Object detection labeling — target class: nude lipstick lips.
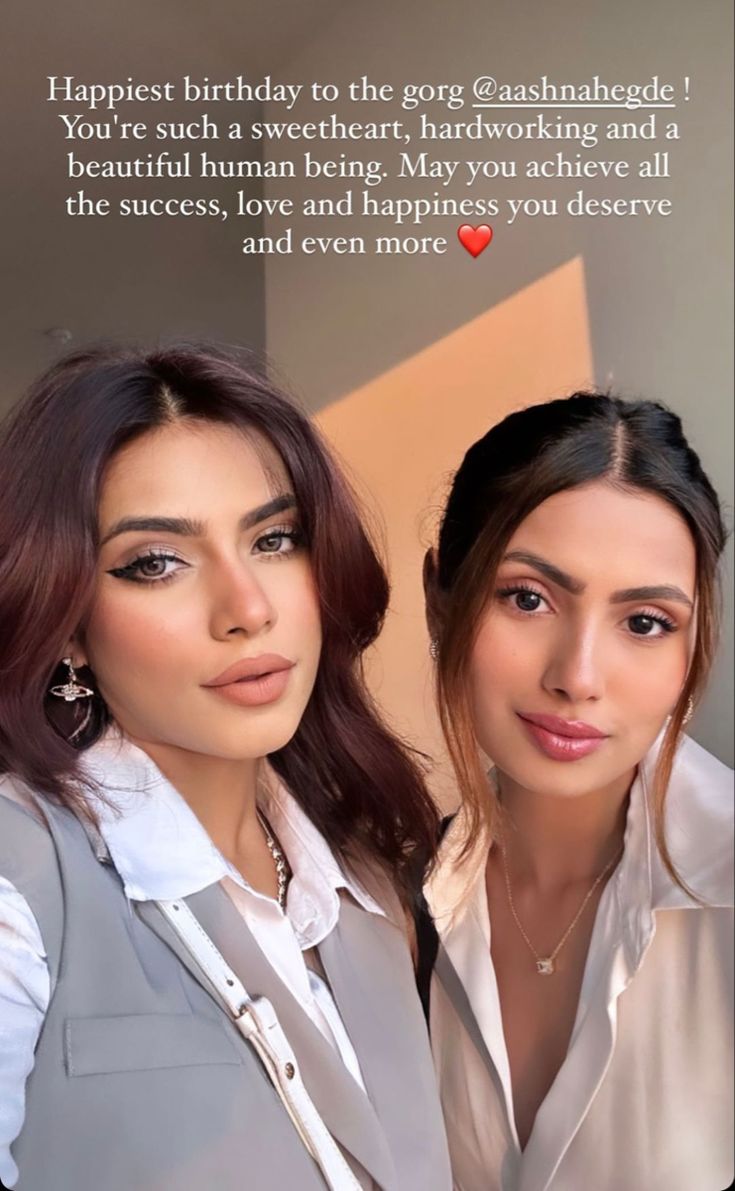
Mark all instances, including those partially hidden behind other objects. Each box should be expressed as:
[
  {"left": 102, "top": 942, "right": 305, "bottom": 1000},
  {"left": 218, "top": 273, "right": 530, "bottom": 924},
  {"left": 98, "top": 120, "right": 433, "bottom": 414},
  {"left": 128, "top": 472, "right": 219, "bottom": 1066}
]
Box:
[
  {"left": 202, "top": 654, "right": 295, "bottom": 708},
  {"left": 516, "top": 712, "right": 609, "bottom": 761}
]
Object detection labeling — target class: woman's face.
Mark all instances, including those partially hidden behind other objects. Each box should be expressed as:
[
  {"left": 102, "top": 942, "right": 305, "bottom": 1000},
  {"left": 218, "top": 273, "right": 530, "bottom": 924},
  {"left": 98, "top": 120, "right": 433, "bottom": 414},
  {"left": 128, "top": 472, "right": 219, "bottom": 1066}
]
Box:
[
  {"left": 77, "top": 420, "right": 322, "bottom": 761},
  {"left": 467, "top": 480, "right": 697, "bottom": 799}
]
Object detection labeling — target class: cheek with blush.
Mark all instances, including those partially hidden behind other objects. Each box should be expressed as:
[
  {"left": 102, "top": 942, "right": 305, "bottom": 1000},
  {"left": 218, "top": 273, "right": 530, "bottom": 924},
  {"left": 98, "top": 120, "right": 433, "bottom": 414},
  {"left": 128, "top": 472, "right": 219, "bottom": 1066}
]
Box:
[
  {"left": 81, "top": 587, "right": 204, "bottom": 710},
  {"left": 611, "top": 636, "right": 690, "bottom": 747},
  {"left": 467, "top": 611, "right": 539, "bottom": 756}
]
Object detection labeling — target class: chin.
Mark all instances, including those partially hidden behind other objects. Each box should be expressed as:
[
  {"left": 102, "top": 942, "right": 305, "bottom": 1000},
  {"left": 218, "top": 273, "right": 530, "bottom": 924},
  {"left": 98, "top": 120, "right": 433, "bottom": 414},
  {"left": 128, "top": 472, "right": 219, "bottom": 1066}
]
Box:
[
  {"left": 504, "top": 744, "right": 636, "bottom": 802},
  {"left": 120, "top": 705, "right": 307, "bottom": 764},
  {"left": 200, "top": 716, "right": 306, "bottom": 761}
]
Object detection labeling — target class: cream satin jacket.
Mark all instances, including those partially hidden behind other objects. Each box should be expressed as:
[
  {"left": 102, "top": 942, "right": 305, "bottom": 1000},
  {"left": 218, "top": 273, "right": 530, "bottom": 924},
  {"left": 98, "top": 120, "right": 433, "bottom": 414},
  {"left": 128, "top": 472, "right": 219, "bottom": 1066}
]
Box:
[{"left": 426, "top": 734, "right": 734, "bottom": 1191}]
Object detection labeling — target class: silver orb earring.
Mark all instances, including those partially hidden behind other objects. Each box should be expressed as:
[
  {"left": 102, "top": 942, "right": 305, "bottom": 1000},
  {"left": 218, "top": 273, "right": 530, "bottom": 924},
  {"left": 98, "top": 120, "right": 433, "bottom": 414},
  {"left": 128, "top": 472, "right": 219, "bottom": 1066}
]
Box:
[
  {"left": 429, "top": 638, "right": 440, "bottom": 661},
  {"left": 50, "top": 657, "right": 95, "bottom": 702}
]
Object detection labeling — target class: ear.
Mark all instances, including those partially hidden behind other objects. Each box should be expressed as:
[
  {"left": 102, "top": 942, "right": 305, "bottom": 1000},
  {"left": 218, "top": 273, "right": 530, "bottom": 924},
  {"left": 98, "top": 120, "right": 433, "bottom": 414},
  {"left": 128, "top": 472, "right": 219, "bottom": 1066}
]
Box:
[{"left": 423, "top": 547, "right": 448, "bottom": 641}]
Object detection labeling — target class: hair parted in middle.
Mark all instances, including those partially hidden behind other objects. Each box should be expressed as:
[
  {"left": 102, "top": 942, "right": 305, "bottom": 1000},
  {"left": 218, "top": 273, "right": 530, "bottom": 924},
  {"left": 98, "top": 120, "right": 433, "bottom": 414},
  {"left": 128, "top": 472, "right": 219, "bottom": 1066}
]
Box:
[
  {"left": 0, "top": 342, "right": 441, "bottom": 905},
  {"left": 430, "top": 391, "right": 727, "bottom": 894}
]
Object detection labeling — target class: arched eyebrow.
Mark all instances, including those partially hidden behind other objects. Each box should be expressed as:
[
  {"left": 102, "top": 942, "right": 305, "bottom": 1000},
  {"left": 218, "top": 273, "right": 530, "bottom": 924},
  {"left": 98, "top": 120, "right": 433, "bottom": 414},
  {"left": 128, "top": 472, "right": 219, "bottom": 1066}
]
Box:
[
  {"left": 610, "top": 584, "right": 693, "bottom": 609},
  {"left": 502, "top": 550, "right": 693, "bottom": 607},
  {"left": 503, "top": 550, "right": 584, "bottom": 594},
  {"left": 100, "top": 493, "right": 297, "bottom": 546}
]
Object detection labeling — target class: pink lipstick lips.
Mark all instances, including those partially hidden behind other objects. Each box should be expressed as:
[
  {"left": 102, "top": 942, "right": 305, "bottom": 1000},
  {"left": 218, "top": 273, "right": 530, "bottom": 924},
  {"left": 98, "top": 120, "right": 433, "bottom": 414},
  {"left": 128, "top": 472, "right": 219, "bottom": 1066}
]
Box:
[
  {"left": 517, "top": 711, "right": 609, "bottom": 761},
  {"left": 202, "top": 654, "right": 295, "bottom": 708}
]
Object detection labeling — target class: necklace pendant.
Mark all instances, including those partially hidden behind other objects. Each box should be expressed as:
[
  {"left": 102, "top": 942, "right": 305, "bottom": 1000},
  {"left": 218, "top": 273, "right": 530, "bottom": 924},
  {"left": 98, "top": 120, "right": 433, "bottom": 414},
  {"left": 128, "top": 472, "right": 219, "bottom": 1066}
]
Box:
[{"left": 536, "top": 957, "right": 555, "bottom": 975}]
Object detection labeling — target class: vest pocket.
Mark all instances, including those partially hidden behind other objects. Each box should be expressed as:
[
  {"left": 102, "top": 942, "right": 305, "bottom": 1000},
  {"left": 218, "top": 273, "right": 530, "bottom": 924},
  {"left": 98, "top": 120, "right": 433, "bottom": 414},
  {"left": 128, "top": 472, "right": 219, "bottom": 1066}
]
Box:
[{"left": 65, "top": 1012, "right": 242, "bottom": 1076}]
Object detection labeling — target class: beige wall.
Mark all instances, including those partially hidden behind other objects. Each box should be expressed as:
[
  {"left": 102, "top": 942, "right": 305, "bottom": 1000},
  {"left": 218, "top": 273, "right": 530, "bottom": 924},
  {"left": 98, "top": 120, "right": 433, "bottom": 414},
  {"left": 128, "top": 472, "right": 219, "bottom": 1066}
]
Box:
[
  {"left": 317, "top": 258, "right": 593, "bottom": 802},
  {"left": 267, "top": 0, "right": 733, "bottom": 765}
]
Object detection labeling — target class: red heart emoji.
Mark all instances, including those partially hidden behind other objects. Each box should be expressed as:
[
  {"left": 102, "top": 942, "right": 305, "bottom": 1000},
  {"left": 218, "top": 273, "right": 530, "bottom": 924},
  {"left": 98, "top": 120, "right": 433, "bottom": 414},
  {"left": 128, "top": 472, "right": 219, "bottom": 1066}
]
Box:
[{"left": 457, "top": 224, "right": 493, "bottom": 257}]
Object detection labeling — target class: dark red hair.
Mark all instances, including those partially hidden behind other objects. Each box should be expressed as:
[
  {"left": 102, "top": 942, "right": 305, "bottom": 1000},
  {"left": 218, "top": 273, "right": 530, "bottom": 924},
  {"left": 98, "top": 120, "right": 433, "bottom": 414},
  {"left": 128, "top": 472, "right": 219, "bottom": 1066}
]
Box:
[{"left": 0, "top": 344, "right": 439, "bottom": 904}]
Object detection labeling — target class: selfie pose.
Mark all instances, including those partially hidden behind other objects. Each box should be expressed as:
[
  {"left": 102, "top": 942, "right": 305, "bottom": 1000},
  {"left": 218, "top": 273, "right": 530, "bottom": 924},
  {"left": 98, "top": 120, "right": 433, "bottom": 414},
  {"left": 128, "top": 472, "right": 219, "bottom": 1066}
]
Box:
[
  {"left": 0, "top": 346, "right": 451, "bottom": 1191},
  {"left": 424, "top": 394, "right": 733, "bottom": 1191}
]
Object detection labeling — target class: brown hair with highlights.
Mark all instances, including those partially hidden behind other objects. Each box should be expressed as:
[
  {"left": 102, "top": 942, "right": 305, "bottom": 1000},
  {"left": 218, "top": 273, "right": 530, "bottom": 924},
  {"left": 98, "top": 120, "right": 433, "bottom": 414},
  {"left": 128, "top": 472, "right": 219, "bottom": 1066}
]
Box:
[{"left": 429, "top": 393, "right": 727, "bottom": 897}]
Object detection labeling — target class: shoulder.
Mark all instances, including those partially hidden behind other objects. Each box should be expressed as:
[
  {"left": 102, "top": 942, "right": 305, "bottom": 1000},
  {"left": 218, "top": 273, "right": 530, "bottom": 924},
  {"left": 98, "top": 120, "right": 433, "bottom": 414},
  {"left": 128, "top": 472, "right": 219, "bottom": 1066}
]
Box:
[
  {"left": 0, "top": 774, "right": 66, "bottom": 982},
  {"left": 0, "top": 773, "right": 54, "bottom": 860},
  {"left": 0, "top": 770, "right": 47, "bottom": 817},
  {"left": 424, "top": 808, "right": 489, "bottom": 937},
  {"left": 649, "top": 733, "right": 734, "bottom": 908},
  {"left": 342, "top": 849, "right": 406, "bottom": 925}
]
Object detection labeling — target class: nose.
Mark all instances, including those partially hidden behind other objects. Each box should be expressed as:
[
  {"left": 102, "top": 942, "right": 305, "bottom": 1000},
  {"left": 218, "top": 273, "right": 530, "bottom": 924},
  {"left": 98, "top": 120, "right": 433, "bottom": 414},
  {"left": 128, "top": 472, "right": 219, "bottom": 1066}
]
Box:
[
  {"left": 208, "top": 559, "right": 276, "bottom": 640},
  {"left": 540, "top": 618, "right": 605, "bottom": 706}
]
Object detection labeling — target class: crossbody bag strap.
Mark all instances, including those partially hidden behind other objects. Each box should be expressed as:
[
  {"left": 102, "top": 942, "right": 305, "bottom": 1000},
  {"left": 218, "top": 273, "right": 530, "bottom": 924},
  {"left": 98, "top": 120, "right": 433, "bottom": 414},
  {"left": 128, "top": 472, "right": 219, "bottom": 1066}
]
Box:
[{"left": 157, "top": 898, "right": 363, "bottom": 1191}]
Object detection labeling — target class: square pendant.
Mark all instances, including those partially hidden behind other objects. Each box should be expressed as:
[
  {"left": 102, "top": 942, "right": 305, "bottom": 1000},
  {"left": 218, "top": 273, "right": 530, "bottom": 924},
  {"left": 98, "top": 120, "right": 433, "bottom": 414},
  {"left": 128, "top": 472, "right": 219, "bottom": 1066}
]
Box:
[{"left": 536, "top": 957, "right": 555, "bottom": 975}]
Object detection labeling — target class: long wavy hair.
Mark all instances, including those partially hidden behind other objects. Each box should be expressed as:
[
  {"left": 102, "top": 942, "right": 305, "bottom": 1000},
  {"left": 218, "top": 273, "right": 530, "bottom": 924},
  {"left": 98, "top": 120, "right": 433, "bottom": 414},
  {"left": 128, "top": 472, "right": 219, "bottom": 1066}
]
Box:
[
  {"left": 431, "top": 392, "right": 727, "bottom": 896},
  {"left": 0, "top": 343, "right": 440, "bottom": 905}
]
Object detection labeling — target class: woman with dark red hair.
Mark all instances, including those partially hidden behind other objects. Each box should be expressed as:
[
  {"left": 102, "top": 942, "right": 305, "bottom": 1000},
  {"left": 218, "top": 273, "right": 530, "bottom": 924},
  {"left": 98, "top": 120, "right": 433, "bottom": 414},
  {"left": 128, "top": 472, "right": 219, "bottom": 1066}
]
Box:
[{"left": 0, "top": 345, "right": 451, "bottom": 1191}]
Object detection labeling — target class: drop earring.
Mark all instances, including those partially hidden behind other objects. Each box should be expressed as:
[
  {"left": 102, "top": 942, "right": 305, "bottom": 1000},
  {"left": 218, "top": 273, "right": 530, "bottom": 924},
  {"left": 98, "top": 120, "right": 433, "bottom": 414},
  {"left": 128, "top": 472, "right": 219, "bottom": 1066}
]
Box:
[
  {"left": 429, "top": 638, "right": 440, "bottom": 660},
  {"left": 682, "top": 696, "right": 695, "bottom": 726},
  {"left": 49, "top": 658, "right": 94, "bottom": 702}
]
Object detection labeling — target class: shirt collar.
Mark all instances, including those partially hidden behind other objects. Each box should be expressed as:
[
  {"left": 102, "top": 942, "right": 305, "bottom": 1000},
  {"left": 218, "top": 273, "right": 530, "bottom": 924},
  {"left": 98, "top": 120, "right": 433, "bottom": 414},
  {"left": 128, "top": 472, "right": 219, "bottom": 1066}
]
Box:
[
  {"left": 427, "top": 731, "right": 734, "bottom": 962},
  {"left": 77, "top": 730, "right": 385, "bottom": 931}
]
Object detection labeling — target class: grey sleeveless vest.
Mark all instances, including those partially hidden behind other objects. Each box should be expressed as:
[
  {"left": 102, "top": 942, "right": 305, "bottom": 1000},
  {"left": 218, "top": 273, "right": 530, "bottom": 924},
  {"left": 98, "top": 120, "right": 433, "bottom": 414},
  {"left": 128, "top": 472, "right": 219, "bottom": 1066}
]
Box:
[{"left": 0, "top": 789, "right": 452, "bottom": 1191}]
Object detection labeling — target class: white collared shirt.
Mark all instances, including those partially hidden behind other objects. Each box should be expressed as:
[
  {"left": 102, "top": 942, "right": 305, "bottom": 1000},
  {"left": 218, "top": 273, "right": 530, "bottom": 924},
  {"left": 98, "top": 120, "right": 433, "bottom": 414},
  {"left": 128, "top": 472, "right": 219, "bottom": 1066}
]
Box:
[
  {"left": 0, "top": 731, "right": 385, "bottom": 1190},
  {"left": 426, "top": 734, "right": 734, "bottom": 1191}
]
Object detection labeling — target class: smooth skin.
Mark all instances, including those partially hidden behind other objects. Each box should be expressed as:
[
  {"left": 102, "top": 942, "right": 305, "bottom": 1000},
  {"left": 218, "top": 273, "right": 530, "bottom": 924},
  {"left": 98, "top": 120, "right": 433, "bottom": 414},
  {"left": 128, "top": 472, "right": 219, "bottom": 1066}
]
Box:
[
  {"left": 69, "top": 419, "right": 322, "bottom": 896},
  {"left": 430, "top": 479, "right": 696, "bottom": 1148}
]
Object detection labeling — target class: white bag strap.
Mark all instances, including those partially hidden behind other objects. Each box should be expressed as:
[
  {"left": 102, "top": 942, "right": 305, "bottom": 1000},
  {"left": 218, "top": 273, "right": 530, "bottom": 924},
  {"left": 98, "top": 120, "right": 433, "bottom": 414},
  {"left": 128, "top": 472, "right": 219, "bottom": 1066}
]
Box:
[{"left": 157, "top": 898, "right": 363, "bottom": 1191}]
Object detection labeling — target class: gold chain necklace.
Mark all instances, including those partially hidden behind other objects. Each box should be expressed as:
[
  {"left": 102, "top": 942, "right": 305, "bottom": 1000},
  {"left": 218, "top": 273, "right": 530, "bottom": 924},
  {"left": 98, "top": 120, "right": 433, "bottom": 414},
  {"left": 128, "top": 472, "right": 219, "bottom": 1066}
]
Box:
[
  {"left": 498, "top": 835, "right": 623, "bottom": 976},
  {"left": 256, "top": 809, "right": 291, "bottom": 911}
]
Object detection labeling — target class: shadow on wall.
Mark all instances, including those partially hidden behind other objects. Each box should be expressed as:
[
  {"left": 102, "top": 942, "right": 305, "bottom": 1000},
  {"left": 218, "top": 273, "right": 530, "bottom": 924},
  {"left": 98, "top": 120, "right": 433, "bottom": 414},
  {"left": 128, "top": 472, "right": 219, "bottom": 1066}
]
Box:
[{"left": 316, "top": 255, "right": 593, "bottom": 807}]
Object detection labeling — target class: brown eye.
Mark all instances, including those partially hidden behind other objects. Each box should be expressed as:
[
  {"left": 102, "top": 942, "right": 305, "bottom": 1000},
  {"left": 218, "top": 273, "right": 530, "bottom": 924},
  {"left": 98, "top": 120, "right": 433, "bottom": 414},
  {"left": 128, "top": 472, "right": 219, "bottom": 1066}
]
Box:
[
  {"left": 138, "top": 556, "right": 168, "bottom": 577},
  {"left": 627, "top": 613, "right": 676, "bottom": 638},
  {"left": 496, "top": 584, "right": 550, "bottom": 614},
  {"left": 258, "top": 534, "right": 287, "bottom": 553},
  {"left": 630, "top": 615, "right": 655, "bottom": 635},
  {"left": 108, "top": 551, "right": 186, "bottom": 584},
  {"left": 515, "top": 590, "right": 542, "bottom": 612},
  {"left": 254, "top": 527, "right": 302, "bottom": 556}
]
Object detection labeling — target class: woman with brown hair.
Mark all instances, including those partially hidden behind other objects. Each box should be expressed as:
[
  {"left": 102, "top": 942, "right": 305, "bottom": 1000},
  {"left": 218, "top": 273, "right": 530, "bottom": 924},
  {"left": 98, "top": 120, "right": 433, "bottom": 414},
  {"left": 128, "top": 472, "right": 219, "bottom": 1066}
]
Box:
[
  {"left": 423, "top": 393, "right": 733, "bottom": 1190},
  {"left": 0, "top": 344, "right": 451, "bottom": 1191}
]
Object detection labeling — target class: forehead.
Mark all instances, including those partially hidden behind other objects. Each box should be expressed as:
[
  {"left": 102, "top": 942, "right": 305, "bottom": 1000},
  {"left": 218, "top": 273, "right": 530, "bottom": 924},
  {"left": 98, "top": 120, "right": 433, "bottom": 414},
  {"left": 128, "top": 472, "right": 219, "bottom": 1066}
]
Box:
[
  {"left": 505, "top": 481, "right": 696, "bottom": 594},
  {"left": 98, "top": 421, "right": 290, "bottom": 526}
]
